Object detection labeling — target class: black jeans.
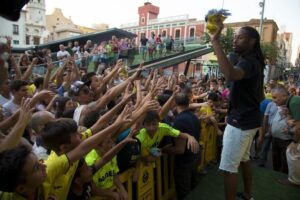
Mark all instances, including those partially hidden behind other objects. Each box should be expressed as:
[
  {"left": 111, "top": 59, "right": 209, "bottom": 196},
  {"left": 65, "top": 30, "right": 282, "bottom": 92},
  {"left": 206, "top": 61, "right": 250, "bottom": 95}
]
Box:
[
  {"left": 174, "top": 160, "right": 198, "bottom": 200},
  {"left": 272, "top": 137, "right": 291, "bottom": 174}
]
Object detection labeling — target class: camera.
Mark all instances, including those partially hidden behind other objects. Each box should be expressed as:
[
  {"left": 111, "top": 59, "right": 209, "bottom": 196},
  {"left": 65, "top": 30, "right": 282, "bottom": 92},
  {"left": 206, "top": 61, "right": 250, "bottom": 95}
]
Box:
[{"left": 27, "top": 47, "right": 46, "bottom": 65}]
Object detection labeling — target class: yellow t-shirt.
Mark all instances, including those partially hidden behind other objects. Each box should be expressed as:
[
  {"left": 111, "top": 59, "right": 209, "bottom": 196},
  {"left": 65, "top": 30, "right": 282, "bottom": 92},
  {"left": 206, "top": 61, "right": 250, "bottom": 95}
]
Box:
[
  {"left": 43, "top": 129, "right": 92, "bottom": 200},
  {"left": 85, "top": 150, "right": 119, "bottom": 189},
  {"left": 199, "top": 105, "right": 212, "bottom": 116},
  {"left": 265, "top": 92, "right": 272, "bottom": 100},
  {"left": 199, "top": 105, "right": 213, "bottom": 127},
  {"left": 136, "top": 122, "right": 180, "bottom": 156},
  {"left": 0, "top": 187, "right": 44, "bottom": 200}
]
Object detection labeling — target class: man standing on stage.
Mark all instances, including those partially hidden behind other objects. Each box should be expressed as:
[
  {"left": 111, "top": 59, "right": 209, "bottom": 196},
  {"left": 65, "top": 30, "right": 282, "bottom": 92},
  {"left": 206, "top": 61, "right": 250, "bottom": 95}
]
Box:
[{"left": 210, "top": 18, "right": 264, "bottom": 200}]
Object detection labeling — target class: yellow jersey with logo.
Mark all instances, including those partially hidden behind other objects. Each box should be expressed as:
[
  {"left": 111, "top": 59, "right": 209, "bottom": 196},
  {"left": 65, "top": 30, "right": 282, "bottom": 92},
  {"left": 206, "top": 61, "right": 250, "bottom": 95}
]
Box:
[
  {"left": 136, "top": 122, "right": 180, "bottom": 156},
  {"left": 85, "top": 150, "right": 119, "bottom": 189},
  {"left": 43, "top": 129, "right": 92, "bottom": 200}
]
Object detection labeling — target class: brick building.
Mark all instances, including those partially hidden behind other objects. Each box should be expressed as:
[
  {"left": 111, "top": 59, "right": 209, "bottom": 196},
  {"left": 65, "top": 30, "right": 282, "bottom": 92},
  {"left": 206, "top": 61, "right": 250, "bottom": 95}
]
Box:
[{"left": 120, "top": 2, "right": 205, "bottom": 42}]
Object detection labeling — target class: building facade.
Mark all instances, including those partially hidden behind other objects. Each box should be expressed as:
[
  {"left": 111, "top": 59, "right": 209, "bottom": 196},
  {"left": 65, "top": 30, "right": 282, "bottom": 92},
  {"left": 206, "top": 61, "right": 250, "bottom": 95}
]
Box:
[
  {"left": 277, "top": 32, "right": 293, "bottom": 67},
  {"left": 45, "top": 8, "right": 82, "bottom": 42},
  {"left": 45, "top": 8, "right": 108, "bottom": 42},
  {"left": 224, "top": 19, "right": 279, "bottom": 43},
  {"left": 295, "top": 45, "right": 300, "bottom": 67},
  {"left": 0, "top": 11, "right": 27, "bottom": 46},
  {"left": 25, "top": 0, "right": 47, "bottom": 45},
  {"left": 0, "top": 0, "right": 46, "bottom": 47},
  {"left": 120, "top": 2, "right": 205, "bottom": 43}
]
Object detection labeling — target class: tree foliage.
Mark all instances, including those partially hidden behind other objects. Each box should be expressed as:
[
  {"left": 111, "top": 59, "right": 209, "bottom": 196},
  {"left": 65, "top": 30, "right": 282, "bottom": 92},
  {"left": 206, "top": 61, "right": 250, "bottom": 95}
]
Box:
[
  {"left": 261, "top": 42, "right": 279, "bottom": 65},
  {"left": 219, "top": 27, "right": 234, "bottom": 55},
  {"left": 203, "top": 27, "right": 234, "bottom": 55}
]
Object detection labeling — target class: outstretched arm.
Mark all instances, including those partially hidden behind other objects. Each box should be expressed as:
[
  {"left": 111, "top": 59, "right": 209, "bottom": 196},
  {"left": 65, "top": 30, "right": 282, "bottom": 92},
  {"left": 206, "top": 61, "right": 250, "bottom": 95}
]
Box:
[
  {"left": 0, "top": 99, "right": 33, "bottom": 152},
  {"left": 93, "top": 130, "right": 136, "bottom": 171},
  {"left": 210, "top": 17, "right": 245, "bottom": 81},
  {"left": 66, "top": 105, "right": 132, "bottom": 164}
]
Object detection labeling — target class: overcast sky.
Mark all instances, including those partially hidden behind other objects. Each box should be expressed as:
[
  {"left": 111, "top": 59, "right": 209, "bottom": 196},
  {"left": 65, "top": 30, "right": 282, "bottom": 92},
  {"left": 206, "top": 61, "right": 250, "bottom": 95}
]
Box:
[{"left": 45, "top": 0, "right": 300, "bottom": 64}]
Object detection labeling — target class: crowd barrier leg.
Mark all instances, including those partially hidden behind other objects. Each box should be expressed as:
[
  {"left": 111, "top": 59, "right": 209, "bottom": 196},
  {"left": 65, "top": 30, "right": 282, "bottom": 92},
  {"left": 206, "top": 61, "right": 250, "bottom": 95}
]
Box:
[
  {"left": 205, "top": 125, "right": 217, "bottom": 163},
  {"left": 136, "top": 162, "right": 155, "bottom": 200},
  {"left": 155, "top": 155, "right": 176, "bottom": 200},
  {"left": 119, "top": 168, "right": 134, "bottom": 200},
  {"left": 198, "top": 124, "right": 218, "bottom": 172}
]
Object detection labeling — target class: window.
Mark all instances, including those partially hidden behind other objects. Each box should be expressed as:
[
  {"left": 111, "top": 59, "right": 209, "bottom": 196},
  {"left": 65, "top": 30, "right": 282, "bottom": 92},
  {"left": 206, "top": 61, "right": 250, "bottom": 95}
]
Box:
[
  {"left": 175, "top": 29, "right": 181, "bottom": 39},
  {"left": 189, "top": 28, "right": 195, "bottom": 38},
  {"left": 162, "top": 30, "right": 167, "bottom": 37},
  {"left": 13, "top": 40, "right": 19, "bottom": 45},
  {"left": 141, "top": 17, "right": 145, "bottom": 24},
  {"left": 13, "top": 24, "right": 19, "bottom": 35},
  {"left": 26, "top": 36, "right": 30, "bottom": 45},
  {"left": 33, "top": 37, "right": 40, "bottom": 45}
]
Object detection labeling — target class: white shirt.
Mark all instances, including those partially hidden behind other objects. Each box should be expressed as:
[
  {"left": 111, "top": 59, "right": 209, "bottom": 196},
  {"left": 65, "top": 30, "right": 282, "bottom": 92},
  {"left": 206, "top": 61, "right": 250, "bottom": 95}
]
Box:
[
  {"left": 33, "top": 142, "right": 49, "bottom": 161},
  {"left": 72, "top": 46, "right": 80, "bottom": 54},
  {"left": 0, "top": 94, "right": 12, "bottom": 106},
  {"left": 57, "top": 50, "right": 70, "bottom": 60},
  {"left": 3, "top": 100, "right": 19, "bottom": 117}
]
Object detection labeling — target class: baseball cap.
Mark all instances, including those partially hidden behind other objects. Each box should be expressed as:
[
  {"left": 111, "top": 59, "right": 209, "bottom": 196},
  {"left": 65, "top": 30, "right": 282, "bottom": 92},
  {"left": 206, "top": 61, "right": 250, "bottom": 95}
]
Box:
[{"left": 69, "top": 81, "right": 89, "bottom": 97}]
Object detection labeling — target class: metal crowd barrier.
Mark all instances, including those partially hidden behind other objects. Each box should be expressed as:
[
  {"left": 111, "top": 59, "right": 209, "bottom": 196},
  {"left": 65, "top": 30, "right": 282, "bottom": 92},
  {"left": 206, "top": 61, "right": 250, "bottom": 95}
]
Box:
[{"left": 115, "top": 124, "right": 218, "bottom": 200}]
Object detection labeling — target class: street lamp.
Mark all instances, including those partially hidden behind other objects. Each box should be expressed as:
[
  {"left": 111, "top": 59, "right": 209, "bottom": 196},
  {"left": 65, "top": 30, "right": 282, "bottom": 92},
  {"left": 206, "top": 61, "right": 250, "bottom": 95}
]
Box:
[{"left": 259, "top": 0, "right": 266, "bottom": 38}]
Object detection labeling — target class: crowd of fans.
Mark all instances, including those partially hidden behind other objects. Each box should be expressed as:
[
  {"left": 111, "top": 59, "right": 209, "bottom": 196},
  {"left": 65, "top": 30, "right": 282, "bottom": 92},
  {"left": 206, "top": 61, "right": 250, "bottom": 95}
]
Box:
[
  {"left": 0, "top": 33, "right": 299, "bottom": 200},
  {"left": 12, "top": 33, "right": 184, "bottom": 81}
]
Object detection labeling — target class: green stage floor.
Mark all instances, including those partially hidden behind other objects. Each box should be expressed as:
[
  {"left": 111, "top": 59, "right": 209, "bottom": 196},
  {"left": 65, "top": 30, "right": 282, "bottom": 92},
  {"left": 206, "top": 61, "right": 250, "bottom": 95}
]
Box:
[{"left": 185, "top": 165, "right": 300, "bottom": 200}]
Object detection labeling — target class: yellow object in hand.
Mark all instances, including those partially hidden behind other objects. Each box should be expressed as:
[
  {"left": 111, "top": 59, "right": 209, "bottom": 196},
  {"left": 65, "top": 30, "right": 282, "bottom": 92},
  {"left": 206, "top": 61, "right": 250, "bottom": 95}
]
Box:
[{"left": 205, "top": 9, "right": 231, "bottom": 34}]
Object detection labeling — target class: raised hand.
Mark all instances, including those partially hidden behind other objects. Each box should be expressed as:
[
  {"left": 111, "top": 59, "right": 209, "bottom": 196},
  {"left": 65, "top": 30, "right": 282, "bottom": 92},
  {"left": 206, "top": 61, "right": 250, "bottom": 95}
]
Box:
[
  {"left": 131, "top": 62, "right": 144, "bottom": 80},
  {"left": 124, "top": 83, "right": 133, "bottom": 98},
  {"left": 18, "top": 98, "right": 34, "bottom": 126},
  {"left": 143, "top": 100, "right": 160, "bottom": 112},
  {"left": 32, "top": 57, "right": 39, "bottom": 66},
  {"left": 124, "top": 128, "right": 138, "bottom": 143},
  {"left": 174, "top": 85, "right": 181, "bottom": 95},
  {"left": 46, "top": 58, "right": 53, "bottom": 71},
  {"left": 115, "top": 105, "right": 132, "bottom": 125},
  {"left": 115, "top": 59, "right": 124, "bottom": 69},
  {"left": 209, "top": 15, "right": 224, "bottom": 43},
  {"left": 33, "top": 90, "right": 55, "bottom": 102}
]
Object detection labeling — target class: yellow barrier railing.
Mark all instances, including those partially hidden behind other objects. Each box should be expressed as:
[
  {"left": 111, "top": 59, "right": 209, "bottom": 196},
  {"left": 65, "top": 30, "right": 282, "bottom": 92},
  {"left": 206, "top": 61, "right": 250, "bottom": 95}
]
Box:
[{"left": 117, "top": 124, "right": 217, "bottom": 200}]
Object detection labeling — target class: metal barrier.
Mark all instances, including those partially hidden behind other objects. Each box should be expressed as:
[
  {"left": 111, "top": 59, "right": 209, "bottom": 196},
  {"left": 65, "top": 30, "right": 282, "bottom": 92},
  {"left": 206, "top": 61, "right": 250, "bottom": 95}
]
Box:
[{"left": 115, "top": 124, "right": 218, "bottom": 200}]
